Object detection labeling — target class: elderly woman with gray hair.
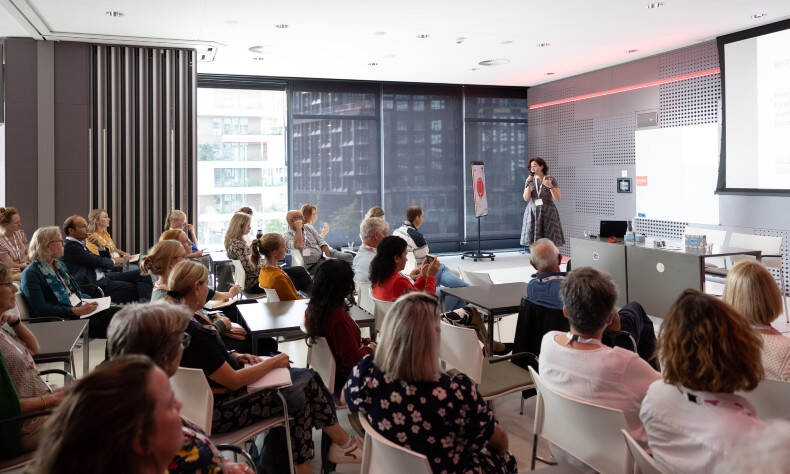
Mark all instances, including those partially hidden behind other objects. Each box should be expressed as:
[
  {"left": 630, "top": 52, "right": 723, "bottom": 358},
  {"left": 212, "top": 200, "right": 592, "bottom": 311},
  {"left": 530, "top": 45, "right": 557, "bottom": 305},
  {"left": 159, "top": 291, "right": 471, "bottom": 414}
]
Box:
[
  {"left": 344, "top": 292, "right": 518, "bottom": 473},
  {"left": 107, "top": 302, "right": 254, "bottom": 474},
  {"left": 19, "top": 226, "right": 119, "bottom": 338}
]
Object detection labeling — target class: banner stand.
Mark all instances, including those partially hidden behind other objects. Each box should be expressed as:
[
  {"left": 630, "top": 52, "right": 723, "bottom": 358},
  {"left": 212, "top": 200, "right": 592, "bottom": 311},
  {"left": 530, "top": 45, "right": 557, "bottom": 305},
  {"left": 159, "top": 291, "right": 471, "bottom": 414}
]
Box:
[{"left": 462, "top": 161, "right": 495, "bottom": 262}]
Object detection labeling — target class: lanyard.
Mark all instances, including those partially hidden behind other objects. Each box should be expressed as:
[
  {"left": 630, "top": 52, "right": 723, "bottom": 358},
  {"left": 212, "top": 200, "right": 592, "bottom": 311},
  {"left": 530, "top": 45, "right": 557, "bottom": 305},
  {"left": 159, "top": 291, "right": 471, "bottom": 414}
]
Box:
[
  {"left": 52, "top": 266, "right": 76, "bottom": 296},
  {"left": 565, "top": 332, "right": 602, "bottom": 346},
  {"left": 1, "top": 233, "right": 22, "bottom": 262}
]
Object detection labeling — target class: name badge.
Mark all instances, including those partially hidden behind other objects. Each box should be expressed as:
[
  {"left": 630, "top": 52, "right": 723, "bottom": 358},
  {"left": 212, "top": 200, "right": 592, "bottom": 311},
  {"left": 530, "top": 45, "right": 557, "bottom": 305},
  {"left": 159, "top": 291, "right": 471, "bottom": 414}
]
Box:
[
  {"left": 69, "top": 293, "right": 81, "bottom": 306},
  {"left": 535, "top": 199, "right": 544, "bottom": 206}
]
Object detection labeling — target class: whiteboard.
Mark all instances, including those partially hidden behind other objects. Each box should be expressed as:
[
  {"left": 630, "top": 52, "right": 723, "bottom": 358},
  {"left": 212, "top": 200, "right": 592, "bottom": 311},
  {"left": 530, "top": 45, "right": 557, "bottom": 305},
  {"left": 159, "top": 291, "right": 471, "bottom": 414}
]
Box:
[{"left": 634, "top": 123, "right": 720, "bottom": 225}]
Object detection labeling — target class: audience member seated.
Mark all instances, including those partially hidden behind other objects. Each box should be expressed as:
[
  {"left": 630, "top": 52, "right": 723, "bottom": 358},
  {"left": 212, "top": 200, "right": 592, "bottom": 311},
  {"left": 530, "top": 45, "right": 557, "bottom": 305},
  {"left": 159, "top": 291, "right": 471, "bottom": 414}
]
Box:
[
  {"left": 224, "top": 211, "right": 264, "bottom": 295},
  {"left": 393, "top": 205, "right": 469, "bottom": 307},
  {"left": 161, "top": 228, "right": 203, "bottom": 259},
  {"left": 305, "top": 260, "right": 375, "bottom": 394},
  {"left": 284, "top": 209, "right": 352, "bottom": 275},
  {"left": 0, "top": 263, "right": 65, "bottom": 454},
  {"left": 106, "top": 302, "right": 253, "bottom": 474},
  {"left": 61, "top": 215, "right": 153, "bottom": 303},
  {"left": 0, "top": 207, "right": 31, "bottom": 280},
  {"left": 253, "top": 233, "right": 303, "bottom": 301},
  {"left": 364, "top": 205, "right": 384, "bottom": 220},
  {"left": 165, "top": 260, "right": 362, "bottom": 471},
  {"left": 165, "top": 210, "right": 203, "bottom": 258},
  {"left": 85, "top": 209, "right": 133, "bottom": 260},
  {"left": 640, "top": 289, "right": 764, "bottom": 473},
  {"left": 301, "top": 204, "right": 331, "bottom": 239},
  {"left": 370, "top": 235, "right": 438, "bottom": 301},
  {"left": 514, "top": 239, "right": 658, "bottom": 369},
  {"left": 352, "top": 216, "right": 388, "bottom": 284},
  {"left": 538, "top": 266, "right": 660, "bottom": 453},
  {"left": 28, "top": 355, "right": 183, "bottom": 474},
  {"left": 165, "top": 260, "right": 275, "bottom": 355},
  {"left": 20, "top": 227, "right": 119, "bottom": 338},
  {"left": 344, "top": 292, "right": 518, "bottom": 473},
  {"left": 723, "top": 260, "right": 790, "bottom": 381}
]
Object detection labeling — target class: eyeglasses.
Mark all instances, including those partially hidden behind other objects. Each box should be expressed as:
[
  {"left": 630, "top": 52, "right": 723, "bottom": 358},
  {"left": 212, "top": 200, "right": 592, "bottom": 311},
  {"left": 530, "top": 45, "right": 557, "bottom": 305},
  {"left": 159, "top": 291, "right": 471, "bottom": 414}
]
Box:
[
  {"left": 181, "top": 332, "right": 191, "bottom": 349},
  {"left": 0, "top": 282, "right": 15, "bottom": 289}
]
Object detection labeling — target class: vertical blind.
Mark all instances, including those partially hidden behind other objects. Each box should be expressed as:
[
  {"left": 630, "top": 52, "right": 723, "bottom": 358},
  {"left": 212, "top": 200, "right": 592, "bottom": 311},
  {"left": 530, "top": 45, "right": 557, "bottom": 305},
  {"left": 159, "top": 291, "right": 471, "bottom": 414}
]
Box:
[{"left": 90, "top": 45, "right": 197, "bottom": 253}]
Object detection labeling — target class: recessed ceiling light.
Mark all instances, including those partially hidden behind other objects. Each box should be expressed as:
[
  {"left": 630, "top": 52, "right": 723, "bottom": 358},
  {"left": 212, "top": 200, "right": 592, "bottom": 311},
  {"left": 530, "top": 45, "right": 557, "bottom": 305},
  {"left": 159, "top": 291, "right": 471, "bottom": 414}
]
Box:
[
  {"left": 470, "top": 68, "right": 479, "bottom": 71},
  {"left": 373, "top": 31, "right": 387, "bottom": 36},
  {"left": 500, "top": 40, "right": 513, "bottom": 45},
  {"left": 478, "top": 58, "right": 510, "bottom": 66},
  {"left": 252, "top": 56, "right": 264, "bottom": 61},
  {"left": 626, "top": 49, "right": 639, "bottom": 54},
  {"left": 646, "top": 2, "right": 664, "bottom": 8},
  {"left": 537, "top": 42, "right": 551, "bottom": 48},
  {"left": 105, "top": 10, "right": 124, "bottom": 17},
  {"left": 368, "top": 62, "right": 379, "bottom": 66},
  {"left": 752, "top": 12, "right": 767, "bottom": 19},
  {"left": 381, "top": 54, "right": 396, "bottom": 59},
  {"left": 416, "top": 34, "right": 430, "bottom": 39},
  {"left": 224, "top": 19, "right": 238, "bottom": 25},
  {"left": 456, "top": 37, "right": 467, "bottom": 44},
  {"left": 248, "top": 46, "right": 264, "bottom": 54},
  {"left": 545, "top": 72, "right": 555, "bottom": 76},
  {"left": 275, "top": 24, "right": 289, "bottom": 29}
]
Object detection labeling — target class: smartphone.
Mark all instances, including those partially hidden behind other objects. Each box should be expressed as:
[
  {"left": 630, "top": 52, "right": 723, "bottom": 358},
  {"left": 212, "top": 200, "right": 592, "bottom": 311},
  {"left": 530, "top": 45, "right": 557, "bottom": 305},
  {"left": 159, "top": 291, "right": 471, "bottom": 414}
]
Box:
[{"left": 425, "top": 255, "right": 435, "bottom": 263}]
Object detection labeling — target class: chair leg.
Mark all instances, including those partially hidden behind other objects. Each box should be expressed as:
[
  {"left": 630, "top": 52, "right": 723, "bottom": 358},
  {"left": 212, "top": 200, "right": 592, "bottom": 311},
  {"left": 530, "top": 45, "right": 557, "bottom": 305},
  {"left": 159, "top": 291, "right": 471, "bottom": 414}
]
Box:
[
  {"left": 520, "top": 396, "right": 525, "bottom": 416},
  {"left": 531, "top": 433, "right": 538, "bottom": 470},
  {"left": 276, "top": 391, "right": 295, "bottom": 474}
]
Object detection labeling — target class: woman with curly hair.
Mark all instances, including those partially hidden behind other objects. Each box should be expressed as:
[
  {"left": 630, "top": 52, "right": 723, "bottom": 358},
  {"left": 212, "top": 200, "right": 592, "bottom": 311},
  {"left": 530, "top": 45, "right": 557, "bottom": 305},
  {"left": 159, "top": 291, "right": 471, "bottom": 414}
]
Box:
[
  {"left": 305, "top": 259, "right": 375, "bottom": 394},
  {"left": 639, "top": 289, "right": 765, "bottom": 473}
]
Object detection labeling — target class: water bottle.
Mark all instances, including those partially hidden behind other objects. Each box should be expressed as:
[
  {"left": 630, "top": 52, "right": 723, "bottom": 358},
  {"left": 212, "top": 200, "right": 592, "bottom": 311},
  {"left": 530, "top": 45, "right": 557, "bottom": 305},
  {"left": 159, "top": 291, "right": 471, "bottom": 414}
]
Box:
[{"left": 256, "top": 229, "right": 263, "bottom": 240}]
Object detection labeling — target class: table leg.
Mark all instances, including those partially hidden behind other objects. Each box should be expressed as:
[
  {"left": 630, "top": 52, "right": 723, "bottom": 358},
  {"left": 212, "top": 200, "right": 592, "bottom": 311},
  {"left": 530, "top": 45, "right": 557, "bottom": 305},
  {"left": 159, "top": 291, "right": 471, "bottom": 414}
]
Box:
[
  {"left": 83, "top": 329, "right": 90, "bottom": 376},
  {"left": 440, "top": 290, "right": 446, "bottom": 313},
  {"left": 486, "top": 310, "right": 494, "bottom": 357}
]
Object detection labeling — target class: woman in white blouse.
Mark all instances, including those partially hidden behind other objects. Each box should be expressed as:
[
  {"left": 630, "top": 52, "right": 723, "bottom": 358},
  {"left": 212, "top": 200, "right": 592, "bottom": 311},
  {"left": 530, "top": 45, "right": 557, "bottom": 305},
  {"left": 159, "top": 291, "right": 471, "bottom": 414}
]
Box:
[
  {"left": 640, "top": 289, "right": 764, "bottom": 473},
  {"left": 723, "top": 260, "right": 790, "bottom": 381}
]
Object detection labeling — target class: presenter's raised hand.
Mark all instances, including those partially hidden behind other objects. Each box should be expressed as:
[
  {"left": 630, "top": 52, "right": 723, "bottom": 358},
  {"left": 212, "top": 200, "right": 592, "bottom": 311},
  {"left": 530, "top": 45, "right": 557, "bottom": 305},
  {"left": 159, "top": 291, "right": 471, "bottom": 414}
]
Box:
[
  {"left": 542, "top": 175, "right": 553, "bottom": 187},
  {"left": 526, "top": 174, "right": 534, "bottom": 184}
]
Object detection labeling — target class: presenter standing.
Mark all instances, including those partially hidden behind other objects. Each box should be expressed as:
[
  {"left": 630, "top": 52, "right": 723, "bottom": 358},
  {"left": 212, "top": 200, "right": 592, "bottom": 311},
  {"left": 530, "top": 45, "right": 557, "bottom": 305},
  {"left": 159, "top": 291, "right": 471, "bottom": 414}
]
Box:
[{"left": 520, "top": 157, "right": 565, "bottom": 250}]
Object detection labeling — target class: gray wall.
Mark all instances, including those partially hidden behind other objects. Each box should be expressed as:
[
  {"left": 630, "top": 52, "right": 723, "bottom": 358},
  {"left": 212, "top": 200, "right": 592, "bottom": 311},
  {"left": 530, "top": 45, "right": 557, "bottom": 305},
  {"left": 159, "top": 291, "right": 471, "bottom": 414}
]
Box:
[{"left": 528, "top": 40, "right": 790, "bottom": 291}]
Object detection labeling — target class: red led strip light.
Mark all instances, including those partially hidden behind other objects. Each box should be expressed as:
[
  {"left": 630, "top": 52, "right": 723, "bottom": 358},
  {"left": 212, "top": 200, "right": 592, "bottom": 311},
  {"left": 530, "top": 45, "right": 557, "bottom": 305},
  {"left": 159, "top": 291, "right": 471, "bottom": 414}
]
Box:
[{"left": 529, "top": 67, "right": 720, "bottom": 110}]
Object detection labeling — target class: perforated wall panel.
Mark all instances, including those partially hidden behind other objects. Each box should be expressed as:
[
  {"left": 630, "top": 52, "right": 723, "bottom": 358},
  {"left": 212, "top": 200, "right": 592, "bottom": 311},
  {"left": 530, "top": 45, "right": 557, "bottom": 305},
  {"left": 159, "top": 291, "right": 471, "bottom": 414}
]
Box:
[
  {"left": 659, "top": 42, "right": 720, "bottom": 128},
  {"left": 593, "top": 114, "right": 635, "bottom": 165}
]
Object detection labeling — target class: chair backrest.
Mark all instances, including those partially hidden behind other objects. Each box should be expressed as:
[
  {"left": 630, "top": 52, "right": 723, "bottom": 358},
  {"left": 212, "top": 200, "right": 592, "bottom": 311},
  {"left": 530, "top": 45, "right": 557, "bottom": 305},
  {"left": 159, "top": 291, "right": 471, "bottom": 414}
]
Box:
[
  {"left": 371, "top": 297, "right": 393, "bottom": 331},
  {"left": 290, "top": 248, "right": 305, "bottom": 267},
  {"left": 263, "top": 288, "right": 280, "bottom": 302},
  {"left": 459, "top": 269, "right": 494, "bottom": 286},
  {"left": 307, "top": 337, "right": 337, "bottom": 393},
  {"left": 737, "top": 379, "right": 790, "bottom": 420},
  {"left": 14, "top": 293, "right": 29, "bottom": 320},
  {"left": 438, "top": 321, "right": 484, "bottom": 384},
  {"left": 729, "top": 232, "right": 783, "bottom": 269},
  {"left": 170, "top": 367, "right": 214, "bottom": 434},
  {"left": 684, "top": 226, "right": 727, "bottom": 247},
  {"left": 529, "top": 366, "right": 632, "bottom": 474},
  {"left": 403, "top": 252, "right": 417, "bottom": 276},
  {"left": 621, "top": 429, "right": 669, "bottom": 474},
  {"left": 230, "top": 260, "right": 246, "bottom": 288},
  {"left": 359, "top": 413, "right": 432, "bottom": 474},
  {"left": 357, "top": 281, "right": 374, "bottom": 313}
]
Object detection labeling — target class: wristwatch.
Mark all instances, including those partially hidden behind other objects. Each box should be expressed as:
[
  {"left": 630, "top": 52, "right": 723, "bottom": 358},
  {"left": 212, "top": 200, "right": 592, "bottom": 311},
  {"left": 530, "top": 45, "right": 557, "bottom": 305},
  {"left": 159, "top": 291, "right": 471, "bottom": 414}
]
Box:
[{"left": 9, "top": 318, "right": 21, "bottom": 327}]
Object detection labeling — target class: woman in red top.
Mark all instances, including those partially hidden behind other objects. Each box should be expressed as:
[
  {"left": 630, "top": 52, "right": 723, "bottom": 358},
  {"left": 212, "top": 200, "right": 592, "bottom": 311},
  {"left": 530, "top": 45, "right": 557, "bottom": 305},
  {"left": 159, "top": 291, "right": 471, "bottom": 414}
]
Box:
[
  {"left": 305, "top": 259, "right": 376, "bottom": 394},
  {"left": 370, "top": 236, "right": 439, "bottom": 301}
]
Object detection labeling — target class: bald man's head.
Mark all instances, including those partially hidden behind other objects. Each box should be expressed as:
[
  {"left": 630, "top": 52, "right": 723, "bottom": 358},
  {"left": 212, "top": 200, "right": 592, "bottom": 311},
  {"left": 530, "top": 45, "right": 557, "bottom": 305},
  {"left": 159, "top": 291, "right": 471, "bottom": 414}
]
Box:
[{"left": 530, "top": 238, "right": 561, "bottom": 273}]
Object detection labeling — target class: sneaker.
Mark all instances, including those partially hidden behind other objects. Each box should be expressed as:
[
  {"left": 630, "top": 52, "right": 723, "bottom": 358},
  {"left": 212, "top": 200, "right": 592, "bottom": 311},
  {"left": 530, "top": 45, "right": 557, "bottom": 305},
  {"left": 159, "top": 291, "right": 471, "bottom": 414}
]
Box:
[{"left": 328, "top": 435, "right": 363, "bottom": 464}]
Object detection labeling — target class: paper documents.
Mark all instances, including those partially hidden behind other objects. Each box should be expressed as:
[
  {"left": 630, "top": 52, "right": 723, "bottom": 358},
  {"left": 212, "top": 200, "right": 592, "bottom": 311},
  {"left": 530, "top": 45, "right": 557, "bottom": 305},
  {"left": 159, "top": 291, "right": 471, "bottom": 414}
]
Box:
[
  {"left": 246, "top": 361, "right": 292, "bottom": 393},
  {"left": 79, "top": 297, "right": 112, "bottom": 318},
  {"left": 204, "top": 293, "right": 242, "bottom": 310}
]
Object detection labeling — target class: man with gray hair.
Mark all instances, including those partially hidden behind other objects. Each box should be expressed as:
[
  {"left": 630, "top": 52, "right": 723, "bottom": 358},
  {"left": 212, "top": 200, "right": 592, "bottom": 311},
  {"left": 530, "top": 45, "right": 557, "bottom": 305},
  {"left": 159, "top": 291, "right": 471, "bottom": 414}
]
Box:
[
  {"left": 527, "top": 238, "right": 565, "bottom": 309},
  {"left": 353, "top": 217, "right": 389, "bottom": 283}
]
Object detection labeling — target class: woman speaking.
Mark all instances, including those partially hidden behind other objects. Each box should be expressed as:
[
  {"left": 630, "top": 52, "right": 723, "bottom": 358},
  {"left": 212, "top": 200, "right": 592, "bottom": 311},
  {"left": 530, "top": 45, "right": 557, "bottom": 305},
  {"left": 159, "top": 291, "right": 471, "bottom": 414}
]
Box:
[{"left": 520, "top": 157, "right": 565, "bottom": 249}]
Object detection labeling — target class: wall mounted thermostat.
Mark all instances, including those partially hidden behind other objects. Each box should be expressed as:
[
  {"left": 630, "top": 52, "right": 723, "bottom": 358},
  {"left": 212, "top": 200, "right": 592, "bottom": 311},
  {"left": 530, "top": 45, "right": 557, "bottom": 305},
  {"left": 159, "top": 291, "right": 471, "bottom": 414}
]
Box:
[{"left": 617, "top": 178, "right": 632, "bottom": 193}]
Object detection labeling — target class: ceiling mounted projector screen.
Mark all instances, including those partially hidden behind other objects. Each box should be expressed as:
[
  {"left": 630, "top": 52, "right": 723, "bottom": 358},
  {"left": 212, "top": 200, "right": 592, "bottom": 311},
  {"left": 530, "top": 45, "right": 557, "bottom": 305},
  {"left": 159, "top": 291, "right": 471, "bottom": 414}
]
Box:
[{"left": 718, "top": 19, "right": 790, "bottom": 193}]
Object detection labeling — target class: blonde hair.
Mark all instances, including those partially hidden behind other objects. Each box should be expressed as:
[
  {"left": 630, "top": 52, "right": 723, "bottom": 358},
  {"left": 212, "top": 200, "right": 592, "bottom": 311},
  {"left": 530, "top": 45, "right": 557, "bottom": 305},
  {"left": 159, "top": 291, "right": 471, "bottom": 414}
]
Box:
[
  {"left": 723, "top": 260, "right": 784, "bottom": 326},
  {"left": 160, "top": 229, "right": 184, "bottom": 242},
  {"left": 29, "top": 226, "right": 62, "bottom": 262},
  {"left": 365, "top": 206, "right": 384, "bottom": 219},
  {"left": 165, "top": 210, "right": 186, "bottom": 229},
  {"left": 251, "top": 233, "right": 282, "bottom": 265},
  {"left": 301, "top": 204, "right": 317, "bottom": 223},
  {"left": 0, "top": 207, "right": 18, "bottom": 226},
  {"left": 165, "top": 260, "right": 208, "bottom": 304},
  {"left": 87, "top": 209, "right": 107, "bottom": 232},
  {"left": 373, "top": 292, "right": 441, "bottom": 382},
  {"left": 140, "top": 240, "right": 182, "bottom": 277},
  {"left": 224, "top": 212, "right": 252, "bottom": 249}
]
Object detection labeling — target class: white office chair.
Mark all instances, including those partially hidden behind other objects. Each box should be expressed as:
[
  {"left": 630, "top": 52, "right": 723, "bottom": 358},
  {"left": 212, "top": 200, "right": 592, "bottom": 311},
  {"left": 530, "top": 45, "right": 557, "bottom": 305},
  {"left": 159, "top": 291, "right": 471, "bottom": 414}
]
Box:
[
  {"left": 230, "top": 259, "right": 246, "bottom": 288},
  {"left": 359, "top": 414, "right": 432, "bottom": 474},
  {"left": 403, "top": 252, "right": 417, "bottom": 276},
  {"left": 529, "top": 366, "right": 632, "bottom": 473},
  {"left": 261, "top": 287, "right": 280, "bottom": 302},
  {"left": 621, "top": 429, "right": 669, "bottom": 474},
  {"left": 290, "top": 248, "right": 305, "bottom": 267},
  {"left": 438, "top": 321, "right": 534, "bottom": 414},
  {"left": 356, "top": 281, "right": 375, "bottom": 314},
  {"left": 371, "top": 297, "right": 394, "bottom": 332},
  {"left": 306, "top": 337, "right": 342, "bottom": 405},
  {"left": 729, "top": 232, "right": 787, "bottom": 322},
  {"left": 684, "top": 225, "right": 728, "bottom": 268},
  {"left": 170, "top": 367, "right": 294, "bottom": 473},
  {"left": 737, "top": 378, "right": 790, "bottom": 420},
  {"left": 14, "top": 292, "right": 30, "bottom": 320}
]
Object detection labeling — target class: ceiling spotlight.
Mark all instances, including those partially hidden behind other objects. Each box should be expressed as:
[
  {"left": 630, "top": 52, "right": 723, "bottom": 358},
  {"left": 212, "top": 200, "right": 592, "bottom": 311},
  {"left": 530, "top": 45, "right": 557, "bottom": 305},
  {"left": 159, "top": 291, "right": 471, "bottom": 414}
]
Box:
[
  {"left": 646, "top": 2, "right": 664, "bottom": 8},
  {"left": 373, "top": 31, "right": 387, "bottom": 36},
  {"left": 456, "top": 37, "right": 467, "bottom": 44},
  {"left": 248, "top": 46, "right": 264, "bottom": 54},
  {"left": 545, "top": 72, "right": 555, "bottom": 75},
  {"left": 416, "top": 33, "right": 430, "bottom": 39},
  {"left": 275, "top": 24, "right": 289, "bottom": 29},
  {"left": 500, "top": 40, "right": 513, "bottom": 45},
  {"left": 381, "top": 53, "right": 396, "bottom": 59},
  {"left": 470, "top": 68, "right": 479, "bottom": 71},
  {"left": 752, "top": 12, "right": 767, "bottom": 19},
  {"left": 224, "top": 19, "right": 238, "bottom": 25},
  {"left": 537, "top": 42, "right": 551, "bottom": 48},
  {"left": 626, "top": 49, "right": 639, "bottom": 54},
  {"left": 478, "top": 58, "right": 510, "bottom": 66},
  {"left": 368, "top": 62, "right": 379, "bottom": 66},
  {"left": 105, "top": 10, "right": 124, "bottom": 17}
]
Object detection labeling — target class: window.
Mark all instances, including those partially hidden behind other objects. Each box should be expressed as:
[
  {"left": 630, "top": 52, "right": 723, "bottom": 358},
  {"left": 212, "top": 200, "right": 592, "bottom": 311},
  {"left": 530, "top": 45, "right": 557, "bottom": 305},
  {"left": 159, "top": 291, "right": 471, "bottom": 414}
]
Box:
[{"left": 196, "top": 87, "right": 288, "bottom": 248}]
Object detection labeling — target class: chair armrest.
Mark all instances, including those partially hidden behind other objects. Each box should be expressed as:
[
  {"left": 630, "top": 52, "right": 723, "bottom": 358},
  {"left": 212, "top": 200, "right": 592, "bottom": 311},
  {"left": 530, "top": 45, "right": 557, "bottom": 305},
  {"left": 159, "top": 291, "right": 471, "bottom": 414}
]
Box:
[
  {"left": 39, "top": 368, "right": 75, "bottom": 385},
  {"left": 489, "top": 351, "right": 538, "bottom": 365},
  {"left": 0, "top": 410, "right": 53, "bottom": 425},
  {"left": 22, "top": 316, "right": 65, "bottom": 323},
  {"left": 215, "top": 444, "right": 255, "bottom": 468},
  {"left": 79, "top": 283, "right": 104, "bottom": 298}
]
